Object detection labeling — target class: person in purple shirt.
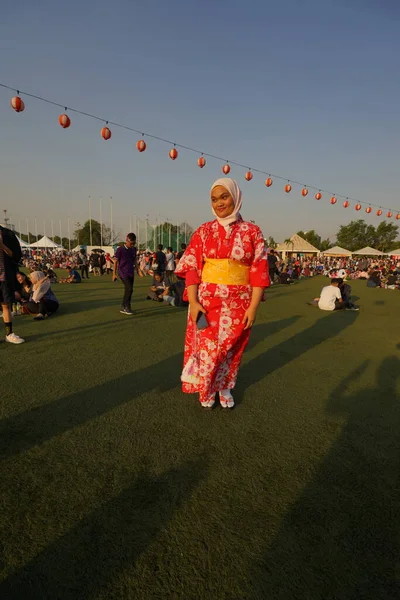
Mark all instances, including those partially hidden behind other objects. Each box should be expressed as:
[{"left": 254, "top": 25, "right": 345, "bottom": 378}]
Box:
[{"left": 113, "top": 233, "right": 137, "bottom": 315}]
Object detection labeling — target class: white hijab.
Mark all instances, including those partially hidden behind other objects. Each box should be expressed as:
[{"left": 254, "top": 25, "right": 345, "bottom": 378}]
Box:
[{"left": 210, "top": 178, "right": 242, "bottom": 228}]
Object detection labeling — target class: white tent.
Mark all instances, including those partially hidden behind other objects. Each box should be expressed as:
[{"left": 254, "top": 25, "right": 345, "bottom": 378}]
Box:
[
  {"left": 387, "top": 248, "right": 400, "bottom": 256},
  {"left": 322, "top": 245, "right": 352, "bottom": 257},
  {"left": 16, "top": 235, "right": 30, "bottom": 249},
  {"left": 29, "top": 235, "right": 62, "bottom": 249},
  {"left": 352, "top": 246, "right": 386, "bottom": 256},
  {"left": 276, "top": 234, "right": 319, "bottom": 256}
]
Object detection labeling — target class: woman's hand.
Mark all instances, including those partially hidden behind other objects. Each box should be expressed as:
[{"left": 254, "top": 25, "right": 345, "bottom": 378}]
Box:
[
  {"left": 242, "top": 306, "right": 257, "bottom": 330},
  {"left": 190, "top": 301, "right": 206, "bottom": 324}
]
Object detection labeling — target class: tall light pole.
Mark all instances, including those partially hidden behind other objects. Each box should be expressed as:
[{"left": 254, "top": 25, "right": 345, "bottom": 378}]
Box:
[
  {"left": 89, "top": 196, "right": 93, "bottom": 246},
  {"left": 26, "top": 217, "right": 30, "bottom": 245},
  {"left": 110, "top": 197, "right": 113, "bottom": 245}
]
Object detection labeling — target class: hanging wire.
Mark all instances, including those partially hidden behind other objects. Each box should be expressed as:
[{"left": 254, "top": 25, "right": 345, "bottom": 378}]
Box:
[{"left": 1, "top": 82, "right": 399, "bottom": 215}]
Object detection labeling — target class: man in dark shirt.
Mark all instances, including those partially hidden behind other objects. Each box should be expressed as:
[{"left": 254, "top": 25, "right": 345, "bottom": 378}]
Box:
[
  {"left": 154, "top": 244, "right": 166, "bottom": 274},
  {"left": 113, "top": 233, "right": 137, "bottom": 315},
  {"left": 267, "top": 249, "right": 279, "bottom": 284},
  {"left": 0, "top": 225, "right": 24, "bottom": 343}
]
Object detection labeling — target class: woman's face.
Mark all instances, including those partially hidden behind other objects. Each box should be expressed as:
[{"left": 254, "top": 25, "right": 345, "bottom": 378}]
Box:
[
  {"left": 211, "top": 186, "right": 235, "bottom": 219},
  {"left": 16, "top": 273, "right": 25, "bottom": 284}
]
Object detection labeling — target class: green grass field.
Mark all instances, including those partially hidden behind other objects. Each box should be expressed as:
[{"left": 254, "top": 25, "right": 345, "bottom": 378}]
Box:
[{"left": 1, "top": 275, "right": 399, "bottom": 599}]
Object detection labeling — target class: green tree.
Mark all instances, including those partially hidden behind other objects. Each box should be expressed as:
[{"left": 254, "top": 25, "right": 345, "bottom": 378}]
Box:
[
  {"left": 320, "top": 238, "right": 332, "bottom": 252},
  {"left": 372, "top": 221, "right": 399, "bottom": 252},
  {"left": 73, "top": 220, "right": 117, "bottom": 246},
  {"left": 336, "top": 220, "right": 376, "bottom": 251},
  {"left": 266, "top": 236, "right": 277, "bottom": 248},
  {"left": 297, "top": 230, "right": 323, "bottom": 250}
]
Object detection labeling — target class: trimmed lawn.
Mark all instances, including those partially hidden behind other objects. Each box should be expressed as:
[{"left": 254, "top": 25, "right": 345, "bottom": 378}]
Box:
[{"left": 0, "top": 275, "right": 399, "bottom": 599}]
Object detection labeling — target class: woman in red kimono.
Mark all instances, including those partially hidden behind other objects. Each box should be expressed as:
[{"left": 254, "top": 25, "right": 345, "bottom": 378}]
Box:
[{"left": 175, "top": 178, "right": 270, "bottom": 409}]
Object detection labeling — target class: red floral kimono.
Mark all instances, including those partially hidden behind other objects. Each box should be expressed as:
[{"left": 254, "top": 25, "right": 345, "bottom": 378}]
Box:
[{"left": 175, "top": 218, "right": 270, "bottom": 401}]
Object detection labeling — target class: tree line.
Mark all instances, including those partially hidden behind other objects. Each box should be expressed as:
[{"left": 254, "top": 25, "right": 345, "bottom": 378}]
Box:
[{"left": 266, "top": 220, "right": 399, "bottom": 252}]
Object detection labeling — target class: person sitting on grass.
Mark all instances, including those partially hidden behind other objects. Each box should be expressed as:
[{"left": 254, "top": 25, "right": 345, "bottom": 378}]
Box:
[
  {"left": 15, "top": 272, "right": 32, "bottom": 304},
  {"left": 161, "top": 278, "right": 190, "bottom": 307},
  {"left": 25, "top": 271, "right": 59, "bottom": 321},
  {"left": 147, "top": 271, "right": 167, "bottom": 302},
  {"left": 367, "top": 267, "right": 382, "bottom": 288},
  {"left": 314, "top": 278, "right": 344, "bottom": 311},
  {"left": 337, "top": 278, "right": 359, "bottom": 311},
  {"left": 59, "top": 266, "right": 82, "bottom": 284}
]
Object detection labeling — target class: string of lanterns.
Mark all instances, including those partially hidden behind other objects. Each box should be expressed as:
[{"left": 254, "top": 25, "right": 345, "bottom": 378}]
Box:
[{"left": 3, "top": 82, "right": 400, "bottom": 221}]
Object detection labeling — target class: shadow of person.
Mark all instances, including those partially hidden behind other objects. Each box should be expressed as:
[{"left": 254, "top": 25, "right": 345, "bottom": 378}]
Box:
[
  {"left": 246, "top": 316, "right": 301, "bottom": 353},
  {"left": 238, "top": 311, "right": 358, "bottom": 398},
  {"left": 252, "top": 356, "right": 400, "bottom": 600},
  {"left": 0, "top": 457, "right": 208, "bottom": 600},
  {"left": 0, "top": 352, "right": 183, "bottom": 459}
]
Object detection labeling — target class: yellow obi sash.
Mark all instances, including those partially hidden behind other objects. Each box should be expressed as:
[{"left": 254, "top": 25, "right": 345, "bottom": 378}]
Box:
[{"left": 202, "top": 258, "right": 250, "bottom": 285}]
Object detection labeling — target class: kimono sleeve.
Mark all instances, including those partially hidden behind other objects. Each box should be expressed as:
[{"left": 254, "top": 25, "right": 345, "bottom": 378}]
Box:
[
  {"left": 250, "top": 227, "right": 270, "bottom": 288},
  {"left": 175, "top": 228, "right": 204, "bottom": 286}
]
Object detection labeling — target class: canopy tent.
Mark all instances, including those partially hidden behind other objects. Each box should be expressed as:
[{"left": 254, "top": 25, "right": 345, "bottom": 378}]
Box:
[
  {"left": 16, "top": 235, "right": 30, "bottom": 249},
  {"left": 387, "top": 248, "right": 400, "bottom": 256},
  {"left": 72, "top": 245, "right": 83, "bottom": 253},
  {"left": 322, "top": 245, "right": 352, "bottom": 257},
  {"left": 352, "top": 246, "right": 386, "bottom": 256},
  {"left": 29, "top": 235, "right": 62, "bottom": 249},
  {"left": 276, "top": 234, "right": 319, "bottom": 256}
]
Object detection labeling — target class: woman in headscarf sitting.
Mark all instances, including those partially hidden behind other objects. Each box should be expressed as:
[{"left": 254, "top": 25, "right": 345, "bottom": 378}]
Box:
[
  {"left": 26, "top": 271, "right": 59, "bottom": 321},
  {"left": 175, "top": 178, "right": 270, "bottom": 409}
]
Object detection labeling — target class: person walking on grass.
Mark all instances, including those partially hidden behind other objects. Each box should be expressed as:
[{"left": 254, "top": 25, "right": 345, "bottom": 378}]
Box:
[
  {"left": 113, "top": 233, "right": 137, "bottom": 315},
  {"left": 0, "top": 225, "right": 24, "bottom": 344}
]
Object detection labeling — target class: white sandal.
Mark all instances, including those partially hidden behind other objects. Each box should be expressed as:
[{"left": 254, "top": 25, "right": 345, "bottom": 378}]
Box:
[
  {"left": 200, "top": 393, "right": 216, "bottom": 409},
  {"left": 219, "top": 389, "right": 235, "bottom": 408}
]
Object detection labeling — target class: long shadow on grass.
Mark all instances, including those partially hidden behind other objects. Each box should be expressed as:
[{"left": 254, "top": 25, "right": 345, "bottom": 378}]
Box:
[
  {"left": 252, "top": 356, "right": 400, "bottom": 599},
  {"left": 246, "top": 316, "right": 301, "bottom": 353},
  {"left": 238, "top": 312, "right": 358, "bottom": 399},
  {"left": 0, "top": 457, "right": 207, "bottom": 599},
  {"left": 27, "top": 306, "right": 180, "bottom": 341},
  {"left": 0, "top": 353, "right": 183, "bottom": 459}
]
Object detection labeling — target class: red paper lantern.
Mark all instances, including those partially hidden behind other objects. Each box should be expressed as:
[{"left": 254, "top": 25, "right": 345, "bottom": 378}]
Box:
[
  {"left": 330, "top": 196, "right": 337, "bottom": 205},
  {"left": 387, "top": 211, "right": 392, "bottom": 218},
  {"left": 355, "top": 203, "right": 362, "bottom": 211},
  {"left": 11, "top": 96, "right": 25, "bottom": 112},
  {"left": 245, "top": 171, "right": 253, "bottom": 181},
  {"left": 197, "top": 156, "right": 206, "bottom": 168},
  {"left": 169, "top": 148, "right": 178, "bottom": 160},
  {"left": 136, "top": 139, "right": 146, "bottom": 152},
  {"left": 101, "top": 126, "right": 112, "bottom": 140},
  {"left": 396, "top": 214, "right": 400, "bottom": 220},
  {"left": 365, "top": 206, "right": 372, "bottom": 214},
  {"left": 222, "top": 164, "right": 231, "bottom": 174},
  {"left": 58, "top": 114, "right": 71, "bottom": 129},
  {"left": 301, "top": 188, "right": 308, "bottom": 197},
  {"left": 376, "top": 209, "right": 382, "bottom": 216},
  {"left": 343, "top": 200, "right": 349, "bottom": 208},
  {"left": 315, "top": 192, "right": 322, "bottom": 200},
  {"left": 285, "top": 184, "right": 292, "bottom": 193},
  {"left": 265, "top": 177, "right": 273, "bottom": 187}
]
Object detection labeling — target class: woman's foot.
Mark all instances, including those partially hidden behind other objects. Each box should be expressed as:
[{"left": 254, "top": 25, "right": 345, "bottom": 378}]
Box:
[
  {"left": 33, "top": 313, "right": 45, "bottom": 321},
  {"left": 219, "top": 389, "right": 235, "bottom": 408},
  {"left": 200, "top": 393, "right": 215, "bottom": 410}
]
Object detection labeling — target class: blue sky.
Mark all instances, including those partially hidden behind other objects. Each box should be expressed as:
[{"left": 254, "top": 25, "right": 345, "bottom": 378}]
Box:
[{"left": 1, "top": 0, "right": 400, "bottom": 242}]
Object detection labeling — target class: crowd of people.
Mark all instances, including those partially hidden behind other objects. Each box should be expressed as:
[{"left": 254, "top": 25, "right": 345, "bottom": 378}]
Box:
[
  {"left": 2, "top": 195, "right": 399, "bottom": 352},
  {"left": 267, "top": 252, "right": 400, "bottom": 290}
]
